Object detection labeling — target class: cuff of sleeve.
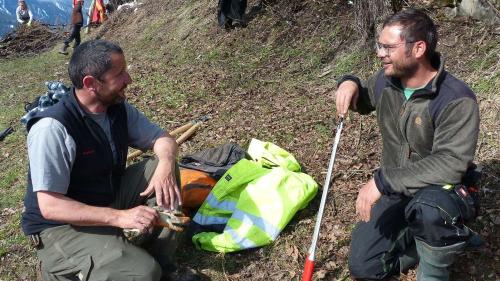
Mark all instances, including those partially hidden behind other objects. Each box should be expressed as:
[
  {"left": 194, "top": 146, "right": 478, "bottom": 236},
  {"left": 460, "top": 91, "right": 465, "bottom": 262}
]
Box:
[
  {"left": 337, "top": 75, "right": 362, "bottom": 90},
  {"left": 374, "top": 169, "right": 396, "bottom": 195}
]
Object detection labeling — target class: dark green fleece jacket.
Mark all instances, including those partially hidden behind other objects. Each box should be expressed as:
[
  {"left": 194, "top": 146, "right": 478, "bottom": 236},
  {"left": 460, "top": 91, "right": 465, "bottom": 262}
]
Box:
[{"left": 339, "top": 54, "right": 479, "bottom": 196}]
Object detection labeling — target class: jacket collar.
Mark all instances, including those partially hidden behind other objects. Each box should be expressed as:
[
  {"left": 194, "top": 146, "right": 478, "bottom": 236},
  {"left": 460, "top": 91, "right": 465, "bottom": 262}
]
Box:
[
  {"left": 428, "top": 52, "right": 446, "bottom": 94},
  {"left": 69, "top": 87, "right": 89, "bottom": 118}
]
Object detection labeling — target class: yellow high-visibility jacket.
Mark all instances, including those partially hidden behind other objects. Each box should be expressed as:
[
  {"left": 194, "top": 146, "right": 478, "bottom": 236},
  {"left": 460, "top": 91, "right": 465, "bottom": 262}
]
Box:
[{"left": 192, "top": 139, "right": 318, "bottom": 252}]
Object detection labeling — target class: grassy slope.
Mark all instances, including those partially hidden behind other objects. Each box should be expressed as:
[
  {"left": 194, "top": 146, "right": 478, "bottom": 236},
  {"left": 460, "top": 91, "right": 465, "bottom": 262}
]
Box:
[
  {"left": 0, "top": 49, "right": 70, "bottom": 280},
  {"left": 0, "top": 0, "right": 498, "bottom": 280}
]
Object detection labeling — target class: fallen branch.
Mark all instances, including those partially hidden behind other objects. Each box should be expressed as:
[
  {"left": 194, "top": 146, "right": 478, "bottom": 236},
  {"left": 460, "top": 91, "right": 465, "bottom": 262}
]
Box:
[{"left": 126, "top": 115, "right": 209, "bottom": 161}]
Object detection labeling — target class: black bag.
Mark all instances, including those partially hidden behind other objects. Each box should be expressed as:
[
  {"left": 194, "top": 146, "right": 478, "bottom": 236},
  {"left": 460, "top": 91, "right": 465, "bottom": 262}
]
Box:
[{"left": 179, "top": 143, "right": 248, "bottom": 180}]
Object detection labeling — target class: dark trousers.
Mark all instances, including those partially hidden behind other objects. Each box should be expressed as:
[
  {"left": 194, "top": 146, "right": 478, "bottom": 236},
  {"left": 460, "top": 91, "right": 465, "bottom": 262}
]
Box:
[
  {"left": 64, "top": 24, "right": 82, "bottom": 47},
  {"left": 217, "top": 0, "right": 247, "bottom": 26},
  {"left": 348, "top": 186, "right": 473, "bottom": 280}
]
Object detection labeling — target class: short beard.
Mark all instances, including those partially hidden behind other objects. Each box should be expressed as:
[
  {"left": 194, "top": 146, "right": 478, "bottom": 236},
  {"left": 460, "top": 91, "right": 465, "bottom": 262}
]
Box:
[
  {"left": 388, "top": 55, "right": 418, "bottom": 79},
  {"left": 95, "top": 91, "right": 125, "bottom": 107}
]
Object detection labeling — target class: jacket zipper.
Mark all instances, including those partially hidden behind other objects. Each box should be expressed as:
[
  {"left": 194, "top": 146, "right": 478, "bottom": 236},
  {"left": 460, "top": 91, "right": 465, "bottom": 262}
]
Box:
[{"left": 399, "top": 99, "right": 413, "bottom": 160}]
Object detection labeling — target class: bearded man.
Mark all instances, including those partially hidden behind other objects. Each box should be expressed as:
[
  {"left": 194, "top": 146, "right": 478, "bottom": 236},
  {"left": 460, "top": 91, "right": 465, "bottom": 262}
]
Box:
[
  {"left": 21, "top": 40, "right": 197, "bottom": 281},
  {"left": 334, "top": 9, "right": 480, "bottom": 281}
]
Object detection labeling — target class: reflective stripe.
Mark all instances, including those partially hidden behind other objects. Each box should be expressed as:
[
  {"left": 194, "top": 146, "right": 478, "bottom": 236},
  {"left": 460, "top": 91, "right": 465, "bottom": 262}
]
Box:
[
  {"left": 193, "top": 212, "right": 229, "bottom": 225},
  {"left": 193, "top": 194, "right": 236, "bottom": 226},
  {"left": 226, "top": 228, "right": 256, "bottom": 248},
  {"left": 205, "top": 193, "right": 237, "bottom": 212},
  {"left": 232, "top": 210, "right": 280, "bottom": 239},
  {"left": 195, "top": 198, "right": 281, "bottom": 239},
  {"left": 442, "top": 184, "right": 453, "bottom": 190}
]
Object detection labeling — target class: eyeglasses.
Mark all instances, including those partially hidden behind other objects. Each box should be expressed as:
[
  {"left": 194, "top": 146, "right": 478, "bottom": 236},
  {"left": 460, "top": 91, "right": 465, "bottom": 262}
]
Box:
[{"left": 375, "top": 41, "right": 415, "bottom": 56}]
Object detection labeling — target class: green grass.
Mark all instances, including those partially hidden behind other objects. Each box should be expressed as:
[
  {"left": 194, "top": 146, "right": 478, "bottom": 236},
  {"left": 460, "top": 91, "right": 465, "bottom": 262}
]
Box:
[
  {"left": 0, "top": 47, "right": 69, "bottom": 279},
  {"left": 0, "top": 167, "right": 25, "bottom": 208},
  {"left": 0, "top": 52, "right": 68, "bottom": 125},
  {"left": 314, "top": 123, "right": 331, "bottom": 137},
  {"left": 133, "top": 72, "right": 187, "bottom": 108},
  {"left": 0, "top": 49, "right": 68, "bottom": 209},
  {"left": 471, "top": 41, "right": 498, "bottom": 71},
  {"left": 469, "top": 41, "right": 500, "bottom": 98},
  {"left": 333, "top": 49, "right": 371, "bottom": 77},
  {"left": 0, "top": 212, "right": 28, "bottom": 253},
  {"left": 471, "top": 71, "right": 500, "bottom": 98}
]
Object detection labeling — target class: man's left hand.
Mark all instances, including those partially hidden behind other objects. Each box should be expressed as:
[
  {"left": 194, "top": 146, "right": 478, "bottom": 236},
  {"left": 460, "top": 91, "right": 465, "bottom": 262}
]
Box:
[
  {"left": 140, "top": 161, "right": 181, "bottom": 210},
  {"left": 355, "top": 178, "right": 381, "bottom": 222}
]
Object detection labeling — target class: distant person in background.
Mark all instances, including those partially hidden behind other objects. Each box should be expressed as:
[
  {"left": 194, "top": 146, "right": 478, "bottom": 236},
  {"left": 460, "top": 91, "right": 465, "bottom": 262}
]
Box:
[
  {"left": 105, "top": 2, "right": 115, "bottom": 15},
  {"left": 16, "top": 0, "right": 33, "bottom": 26},
  {"left": 218, "top": 0, "right": 247, "bottom": 28},
  {"left": 59, "top": 0, "right": 84, "bottom": 55}
]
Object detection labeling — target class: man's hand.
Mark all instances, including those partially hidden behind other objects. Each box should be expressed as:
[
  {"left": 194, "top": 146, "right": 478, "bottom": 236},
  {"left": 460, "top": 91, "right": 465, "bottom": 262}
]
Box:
[
  {"left": 140, "top": 160, "right": 181, "bottom": 210},
  {"left": 140, "top": 132, "right": 181, "bottom": 209},
  {"left": 335, "top": 80, "right": 359, "bottom": 117},
  {"left": 355, "top": 178, "right": 381, "bottom": 222},
  {"left": 117, "top": 205, "right": 159, "bottom": 233}
]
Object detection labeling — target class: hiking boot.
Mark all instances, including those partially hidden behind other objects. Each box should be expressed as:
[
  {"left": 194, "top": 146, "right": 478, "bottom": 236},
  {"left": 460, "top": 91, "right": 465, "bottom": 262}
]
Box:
[{"left": 58, "top": 44, "right": 68, "bottom": 55}]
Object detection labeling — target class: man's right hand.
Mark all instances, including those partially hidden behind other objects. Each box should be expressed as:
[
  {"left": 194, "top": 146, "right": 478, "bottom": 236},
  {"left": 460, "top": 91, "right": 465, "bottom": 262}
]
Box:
[
  {"left": 117, "top": 205, "right": 159, "bottom": 233},
  {"left": 335, "top": 80, "right": 359, "bottom": 117}
]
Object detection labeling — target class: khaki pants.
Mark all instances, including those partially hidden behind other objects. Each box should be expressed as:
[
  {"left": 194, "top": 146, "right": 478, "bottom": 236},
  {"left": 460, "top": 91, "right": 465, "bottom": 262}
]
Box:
[{"left": 37, "top": 157, "right": 180, "bottom": 281}]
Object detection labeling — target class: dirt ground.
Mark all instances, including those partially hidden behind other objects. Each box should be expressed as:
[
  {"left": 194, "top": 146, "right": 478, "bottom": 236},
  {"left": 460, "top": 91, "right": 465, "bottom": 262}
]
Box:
[
  {"left": 0, "top": 0, "right": 498, "bottom": 280},
  {"left": 0, "top": 23, "right": 65, "bottom": 58}
]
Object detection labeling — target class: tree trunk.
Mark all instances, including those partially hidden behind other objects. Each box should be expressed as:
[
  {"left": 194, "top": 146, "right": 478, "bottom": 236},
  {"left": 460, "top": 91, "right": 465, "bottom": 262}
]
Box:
[{"left": 353, "top": 0, "right": 403, "bottom": 43}]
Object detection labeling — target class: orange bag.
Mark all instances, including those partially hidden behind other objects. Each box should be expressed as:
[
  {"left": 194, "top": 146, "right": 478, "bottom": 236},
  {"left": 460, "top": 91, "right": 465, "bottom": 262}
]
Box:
[{"left": 180, "top": 169, "right": 217, "bottom": 211}]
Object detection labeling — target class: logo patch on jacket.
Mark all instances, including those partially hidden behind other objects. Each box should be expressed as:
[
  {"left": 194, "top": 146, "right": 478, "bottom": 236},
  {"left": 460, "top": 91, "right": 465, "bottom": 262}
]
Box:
[
  {"left": 225, "top": 174, "right": 232, "bottom": 181},
  {"left": 415, "top": 116, "right": 422, "bottom": 126}
]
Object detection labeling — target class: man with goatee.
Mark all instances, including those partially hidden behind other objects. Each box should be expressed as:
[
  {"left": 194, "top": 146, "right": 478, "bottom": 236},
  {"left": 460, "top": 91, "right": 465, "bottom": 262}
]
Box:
[{"left": 22, "top": 40, "right": 199, "bottom": 281}]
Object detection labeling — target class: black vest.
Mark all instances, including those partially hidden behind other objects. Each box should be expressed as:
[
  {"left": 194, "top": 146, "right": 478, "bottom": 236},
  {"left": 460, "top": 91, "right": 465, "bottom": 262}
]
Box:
[{"left": 21, "top": 89, "right": 128, "bottom": 235}]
